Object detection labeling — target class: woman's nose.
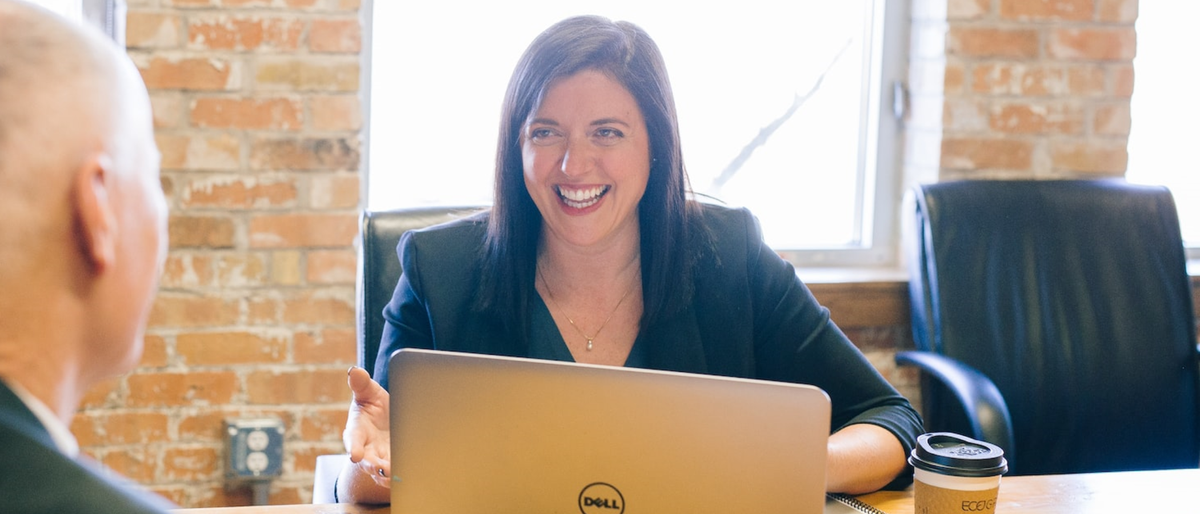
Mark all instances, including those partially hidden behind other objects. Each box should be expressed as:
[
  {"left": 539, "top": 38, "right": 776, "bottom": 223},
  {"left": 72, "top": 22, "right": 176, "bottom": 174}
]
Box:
[{"left": 559, "top": 138, "right": 593, "bottom": 177}]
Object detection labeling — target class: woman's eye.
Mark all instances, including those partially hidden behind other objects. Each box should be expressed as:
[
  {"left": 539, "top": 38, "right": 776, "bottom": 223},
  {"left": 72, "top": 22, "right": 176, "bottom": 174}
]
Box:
[
  {"left": 528, "top": 127, "right": 562, "bottom": 145},
  {"left": 593, "top": 128, "right": 624, "bottom": 145}
]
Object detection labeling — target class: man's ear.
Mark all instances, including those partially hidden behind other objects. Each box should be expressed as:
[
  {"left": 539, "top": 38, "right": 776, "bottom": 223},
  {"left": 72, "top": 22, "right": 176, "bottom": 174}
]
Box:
[{"left": 73, "top": 154, "right": 117, "bottom": 273}]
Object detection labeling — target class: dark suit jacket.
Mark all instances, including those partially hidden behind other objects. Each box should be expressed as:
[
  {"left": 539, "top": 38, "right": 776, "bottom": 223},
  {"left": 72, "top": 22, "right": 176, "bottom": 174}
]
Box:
[
  {"left": 0, "top": 380, "right": 174, "bottom": 513},
  {"left": 375, "top": 204, "right": 922, "bottom": 483}
]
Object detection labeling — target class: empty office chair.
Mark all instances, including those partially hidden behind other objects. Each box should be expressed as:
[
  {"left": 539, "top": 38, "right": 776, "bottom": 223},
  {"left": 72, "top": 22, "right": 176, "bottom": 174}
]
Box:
[
  {"left": 897, "top": 180, "right": 1199, "bottom": 476},
  {"left": 312, "top": 206, "right": 485, "bottom": 503}
]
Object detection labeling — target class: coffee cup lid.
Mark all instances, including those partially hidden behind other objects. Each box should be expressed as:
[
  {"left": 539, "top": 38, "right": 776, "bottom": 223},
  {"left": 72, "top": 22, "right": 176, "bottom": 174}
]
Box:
[{"left": 909, "top": 432, "right": 1008, "bottom": 477}]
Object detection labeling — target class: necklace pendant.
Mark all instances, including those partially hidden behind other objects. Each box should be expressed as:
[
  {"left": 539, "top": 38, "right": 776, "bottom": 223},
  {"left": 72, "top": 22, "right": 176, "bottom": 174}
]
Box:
[{"left": 586, "top": 339, "right": 594, "bottom": 351}]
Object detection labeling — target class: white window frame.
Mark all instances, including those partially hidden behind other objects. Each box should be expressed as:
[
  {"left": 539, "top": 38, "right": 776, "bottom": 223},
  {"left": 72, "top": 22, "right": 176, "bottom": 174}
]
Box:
[{"left": 359, "top": 0, "right": 908, "bottom": 270}]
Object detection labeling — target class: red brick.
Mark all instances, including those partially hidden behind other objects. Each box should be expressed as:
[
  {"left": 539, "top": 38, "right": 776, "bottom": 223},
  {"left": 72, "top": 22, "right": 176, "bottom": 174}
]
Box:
[
  {"left": 249, "top": 213, "right": 357, "bottom": 248},
  {"left": 248, "top": 296, "right": 280, "bottom": 325},
  {"left": 1098, "top": 0, "right": 1138, "bottom": 22},
  {"left": 310, "top": 18, "right": 361, "bottom": 53},
  {"left": 157, "top": 133, "right": 241, "bottom": 171},
  {"left": 1112, "top": 64, "right": 1135, "bottom": 97},
  {"left": 310, "top": 173, "right": 360, "bottom": 209},
  {"left": 948, "top": 0, "right": 990, "bottom": 19},
  {"left": 215, "top": 253, "right": 270, "bottom": 287},
  {"left": 271, "top": 251, "right": 302, "bottom": 285},
  {"left": 941, "top": 137, "right": 1034, "bottom": 170},
  {"left": 177, "top": 331, "right": 287, "bottom": 365},
  {"left": 190, "top": 97, "right": 303, "bottom": 130},
  {"left": 78, "top": 377, "right": 121, "bottom": 410},
  {"left": 338, "top": 0, "right": 360, "bottom": 11},
  {"left": 137, "top": 56, "right": 239, "bottom": 91},
  {"left": 162, "top": 447, "right": 221, "bottom": 481},
  {"left": 1067, "top": 66, "right": 1107, "bottom": 96},
  {"left": 989, "top": 103, "right": 1083, "bottom": 134},
  {"left": 149, "top": 295, "right": 240, "bottom": 328},
  {"left": 254, "top": 57, "right": 359, "bottom": 92},
  {"left": 942, "top": 99, "right": 988, "bottom": 132},
  {"left": 281, "top": 290, "right": 355, "bottom": 325},
  {"left": 140, "top": 334, "right": 170, "bottom": 368},
  {"left": 168, "top": 215, "right": 237, "bottom": 249},
  {"left": 297, "top": 406, "right": 350, "bottom": 441},
  {"left": 310, "top": 95, "right": 361, "bottom": 131},
  {"left": 973, "top": 63, "right": 1061, "bottom": 96},
  {"left": 246, "top": 368, "right": 350, "bottom": 404},
  {"left": 249, "top": 137, "right": 359, "bottom": 171},
  {"left": 943, "top": 62, "right": 966, "bottom": 94},
  {"left": 127, "top": 11, "right": 181, "bottom": 48},
  {"left": 307, "top": 249, "right": 356, "bottom": 284},
  {"left": 948, "top": 27, "right": 1040, "bottom": 58},
  {"left": 150, "top": 93, "right": 185, "bottom": 129},
  {"left": 101, "top": 447, "right": 160, "bottom": 483},
  {"left": 1094, "top": 103, "right": 1132, "bottom": 135},
  {"left": 1051, "top": 139, "right": 1129, "bottom": 174},
  {"left": 71, "top": 411, "right": 170, "bottom": 446},
  {"left": 127, "top": 371, "right": 238, "bottom": 407},
  {"left": 295, "top": 328, "right": 355, "bottom": 365},
  {"left": 999, "top": 0, "right": 1092, "bottom": 20},
  {"left": 162, "top": 254, "right": 215, "bottom": 288},
  {"left": 181, "top": 175, "right": 299, "bottom": 209},
  {"left": 1048, "top": 28, "right": 1137, "bottom": 61},
  {"left": 292, "top": 444, "right": 345, "bottom": 473},
  {"left": 188, "top": 15, "right": 303, "bottom": 51}
]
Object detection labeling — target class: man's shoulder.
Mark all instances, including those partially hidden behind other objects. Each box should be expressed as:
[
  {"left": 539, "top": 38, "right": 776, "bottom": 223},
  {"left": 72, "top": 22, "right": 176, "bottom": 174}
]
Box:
[{"left": 0, "top": 417, "right": 172, "bottom": 513}]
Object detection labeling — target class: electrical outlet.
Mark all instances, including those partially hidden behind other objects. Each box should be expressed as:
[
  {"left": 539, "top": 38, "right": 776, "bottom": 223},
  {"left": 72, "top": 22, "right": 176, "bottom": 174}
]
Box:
[{"left": 225, "top": 418, "right": 285, "bottom": 481}]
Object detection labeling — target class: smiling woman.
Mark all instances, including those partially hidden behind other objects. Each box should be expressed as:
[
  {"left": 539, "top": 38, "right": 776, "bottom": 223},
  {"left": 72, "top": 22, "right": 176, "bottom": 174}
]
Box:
[{"left": 365, "top": 0, "right": 905, "bottom": 263}]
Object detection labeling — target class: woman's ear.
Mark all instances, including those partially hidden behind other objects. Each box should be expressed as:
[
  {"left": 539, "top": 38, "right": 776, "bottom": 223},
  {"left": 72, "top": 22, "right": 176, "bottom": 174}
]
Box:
[{"left": 72, "top": 154, "right": 117, "bottom": 273}]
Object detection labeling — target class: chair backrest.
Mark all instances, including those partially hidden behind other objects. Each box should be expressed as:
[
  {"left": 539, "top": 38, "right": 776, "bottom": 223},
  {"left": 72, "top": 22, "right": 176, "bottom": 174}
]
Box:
[
  {"left": 357, "top": 207, "right": 486, "bottom": 376},
  {"left": 909, "top": 179, "right": 1199, "bottom": 476}
]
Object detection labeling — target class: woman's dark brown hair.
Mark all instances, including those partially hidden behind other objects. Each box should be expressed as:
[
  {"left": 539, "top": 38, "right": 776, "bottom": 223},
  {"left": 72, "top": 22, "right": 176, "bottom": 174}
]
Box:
[{"left": 478, "top": 15, "right": 697, "bottom": 344}]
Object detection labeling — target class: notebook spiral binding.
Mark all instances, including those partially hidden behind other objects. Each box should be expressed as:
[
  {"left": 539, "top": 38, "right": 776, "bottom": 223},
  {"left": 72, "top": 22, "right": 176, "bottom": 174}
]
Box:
[{"left": 827, "top": 493, "right": 888, "bottom": 514}]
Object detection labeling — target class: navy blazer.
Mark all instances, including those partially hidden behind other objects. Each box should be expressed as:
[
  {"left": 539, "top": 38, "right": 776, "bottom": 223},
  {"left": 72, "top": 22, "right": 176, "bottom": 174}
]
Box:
[
  {"left": 375, "top": 204, "right": 922, "bottom": 483},
  {"left": 0, "top": 380, "right": 174, "bottom": 513}
]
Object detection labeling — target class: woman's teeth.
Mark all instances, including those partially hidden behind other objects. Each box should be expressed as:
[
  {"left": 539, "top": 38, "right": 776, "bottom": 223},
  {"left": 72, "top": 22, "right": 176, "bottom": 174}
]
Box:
[{"left": 556, "top": 185, "right": 610, "bottom": 209}]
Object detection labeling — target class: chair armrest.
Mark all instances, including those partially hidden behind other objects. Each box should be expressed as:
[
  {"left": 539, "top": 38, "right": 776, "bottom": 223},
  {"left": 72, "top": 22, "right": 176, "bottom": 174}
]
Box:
[
  {"left": 895, "top": 350, "right": 1015, "bottom": 462},
  {"left": 312, "top": 453, "right": 351, "bottom": 504}
]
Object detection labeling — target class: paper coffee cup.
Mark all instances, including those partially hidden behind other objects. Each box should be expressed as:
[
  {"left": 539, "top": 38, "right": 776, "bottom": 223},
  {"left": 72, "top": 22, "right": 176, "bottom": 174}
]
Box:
[{"left": 909, "top": 432, "right": 1007, "bottom": 514}]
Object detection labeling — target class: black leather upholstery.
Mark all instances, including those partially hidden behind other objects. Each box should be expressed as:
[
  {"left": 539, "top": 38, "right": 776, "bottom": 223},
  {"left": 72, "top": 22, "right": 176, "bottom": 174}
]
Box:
[
  {"left": 897, "top": 179, "right": 1199, "bottom": 476},
  {"left": 356, "top": 207, "right": 486, "bottom": 376}
]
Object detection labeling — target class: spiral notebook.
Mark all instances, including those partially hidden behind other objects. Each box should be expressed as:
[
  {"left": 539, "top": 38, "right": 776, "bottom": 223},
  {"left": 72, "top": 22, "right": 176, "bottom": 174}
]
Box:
[{"left": 388, "top": 348, "right": 840, "bottom": 513}]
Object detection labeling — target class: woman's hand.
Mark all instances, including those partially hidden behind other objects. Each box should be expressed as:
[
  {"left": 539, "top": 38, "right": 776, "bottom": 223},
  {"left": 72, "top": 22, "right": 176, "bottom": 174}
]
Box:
[{"left": 337, "top": 367, "right": 392, "bottom": 503}]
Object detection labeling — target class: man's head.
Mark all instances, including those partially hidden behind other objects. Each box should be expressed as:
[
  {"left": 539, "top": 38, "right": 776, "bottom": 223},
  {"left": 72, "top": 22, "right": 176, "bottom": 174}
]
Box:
[{"left": 0, "top": 0, "right": 167, "bottom": 390}]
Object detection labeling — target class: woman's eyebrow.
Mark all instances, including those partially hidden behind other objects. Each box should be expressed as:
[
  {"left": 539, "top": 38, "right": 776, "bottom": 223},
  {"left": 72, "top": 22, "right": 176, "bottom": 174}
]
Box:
[
  {"left": 591, "top": 118, "right": 630, "bottom": 127},
  {"left": 528, "top": 117, "right": 559, "bottom": 126}
]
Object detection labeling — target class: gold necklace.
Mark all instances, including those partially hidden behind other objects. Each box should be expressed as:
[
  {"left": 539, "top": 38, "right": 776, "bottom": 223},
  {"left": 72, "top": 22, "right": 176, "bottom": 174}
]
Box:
[{"left": 537, "top": 265, "right": 636, "bottom": 351}]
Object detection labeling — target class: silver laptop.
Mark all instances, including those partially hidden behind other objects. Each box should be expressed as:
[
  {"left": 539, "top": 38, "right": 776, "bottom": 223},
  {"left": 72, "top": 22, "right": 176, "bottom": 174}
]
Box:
[{"left": 388, "top": 348, "right": 834, "bottom": 514}]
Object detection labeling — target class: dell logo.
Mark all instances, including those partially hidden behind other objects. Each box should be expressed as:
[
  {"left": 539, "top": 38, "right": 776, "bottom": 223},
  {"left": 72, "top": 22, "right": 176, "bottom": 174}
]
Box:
[{"left": 579, "top": 482, "right": 625, "bottom": 514}]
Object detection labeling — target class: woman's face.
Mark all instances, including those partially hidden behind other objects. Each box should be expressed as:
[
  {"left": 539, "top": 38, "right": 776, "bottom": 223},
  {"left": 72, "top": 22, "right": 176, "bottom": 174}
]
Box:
[{"left": 521, "top": 69, "right": 651, "bottom": 251}]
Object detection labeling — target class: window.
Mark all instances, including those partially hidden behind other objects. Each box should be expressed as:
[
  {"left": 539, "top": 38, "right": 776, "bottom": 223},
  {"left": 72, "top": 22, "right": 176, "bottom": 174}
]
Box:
[
  {"left": 365, "top": 0, "right": 904, "bottom": 266},
  {"left": 1127, "top": 2, "right": 1200, "bottom": 258}
]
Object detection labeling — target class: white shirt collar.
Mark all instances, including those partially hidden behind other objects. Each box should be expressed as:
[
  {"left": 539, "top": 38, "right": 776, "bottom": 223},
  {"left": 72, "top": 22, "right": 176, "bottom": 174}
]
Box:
[{"left": 3, "top": 378, "right": 80, "bottom": 458}]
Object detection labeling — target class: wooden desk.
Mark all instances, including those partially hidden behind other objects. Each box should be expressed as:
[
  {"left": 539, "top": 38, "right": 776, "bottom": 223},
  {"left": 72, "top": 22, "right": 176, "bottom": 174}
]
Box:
[{"left": 174, "top": 468, "right": 1199, "bottom": 513}]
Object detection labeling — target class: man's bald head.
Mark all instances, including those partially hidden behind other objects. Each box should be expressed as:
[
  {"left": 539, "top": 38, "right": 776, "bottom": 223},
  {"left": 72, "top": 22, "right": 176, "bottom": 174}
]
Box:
[
  {"left": 0, "top": 1, "right": 154, "bottom": 272},
  {"left": 0, "top": 0, "right": 166, "bottom": 395}
]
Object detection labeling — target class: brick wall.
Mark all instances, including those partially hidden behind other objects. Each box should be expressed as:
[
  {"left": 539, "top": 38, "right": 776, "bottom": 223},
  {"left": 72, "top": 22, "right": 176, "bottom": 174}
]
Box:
[
  {"left": 907, "top": 0, "right": 1137, "bottom": 185},
  {"left": 70, "top": 0, "right": 363, "bottom": 507}
]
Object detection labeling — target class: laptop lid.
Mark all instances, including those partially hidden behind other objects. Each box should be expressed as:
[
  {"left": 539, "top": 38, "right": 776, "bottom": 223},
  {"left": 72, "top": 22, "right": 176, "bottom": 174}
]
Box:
[{"left": 388, "top": 348, "right": 832, "bottom": 514}]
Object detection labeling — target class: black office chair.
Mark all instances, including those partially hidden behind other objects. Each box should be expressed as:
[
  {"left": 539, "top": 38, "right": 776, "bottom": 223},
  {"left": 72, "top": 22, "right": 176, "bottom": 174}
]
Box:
[
  {"left": 313, "top": 206, "right": 485, "bottom": 503},
  {"left": 896, "top": 179, "right": 1199, "bottom": 476},
  {"left": 356, "top": 206, "right": 487, "bottom": 375}
]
